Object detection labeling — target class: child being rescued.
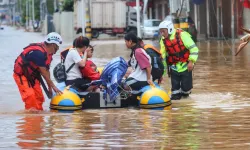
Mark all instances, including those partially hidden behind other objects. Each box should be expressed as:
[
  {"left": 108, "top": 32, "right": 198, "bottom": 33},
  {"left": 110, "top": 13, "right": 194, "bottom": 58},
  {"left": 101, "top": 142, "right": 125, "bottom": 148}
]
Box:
[{"left": 79, "top": 45, "right": 101, "bottom": 81}]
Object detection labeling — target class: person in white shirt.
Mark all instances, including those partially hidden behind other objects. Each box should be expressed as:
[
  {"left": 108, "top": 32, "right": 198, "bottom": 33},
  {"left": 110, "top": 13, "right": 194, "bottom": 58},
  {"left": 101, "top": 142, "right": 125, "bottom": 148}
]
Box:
[
  {"left": 124, "top": 33, "right": 153, "bottom": 91},
  {"left": 64, "top": 36, "right": 93, "bottom": 91}
]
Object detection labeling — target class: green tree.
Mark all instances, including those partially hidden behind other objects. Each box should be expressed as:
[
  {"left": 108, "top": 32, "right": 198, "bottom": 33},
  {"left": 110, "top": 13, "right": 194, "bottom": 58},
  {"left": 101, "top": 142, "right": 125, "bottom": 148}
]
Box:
[
  {"left": 34, "top": 0, "right": 40, "bottom": 20},
  {"left": 19, "top": 0, "right": 55, "bottom": 24},
  {"left": 62, "top": 0, "right": 74, "bottom": 12},
  {"left": 47, "top": 0, "right": 54, "bottom": 14}
]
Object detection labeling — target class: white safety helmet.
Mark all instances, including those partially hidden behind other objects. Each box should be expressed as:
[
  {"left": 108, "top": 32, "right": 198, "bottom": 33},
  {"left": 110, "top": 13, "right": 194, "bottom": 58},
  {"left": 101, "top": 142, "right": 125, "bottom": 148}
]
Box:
[
  {"left": 158, "top": 20, "right": 174, "bottom": 35},
  {"left": 45, "top": 32, "right": 62, "bottom": 46}
]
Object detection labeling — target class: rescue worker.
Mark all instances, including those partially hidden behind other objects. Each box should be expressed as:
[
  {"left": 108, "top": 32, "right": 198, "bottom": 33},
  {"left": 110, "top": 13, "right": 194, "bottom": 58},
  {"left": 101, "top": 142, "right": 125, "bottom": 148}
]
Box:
[
  {"left": 13, "top": 32, "right": 63, "bottom": 111},
  {"left": 159, "top": 20, "right": 199, "bottom": 100}
]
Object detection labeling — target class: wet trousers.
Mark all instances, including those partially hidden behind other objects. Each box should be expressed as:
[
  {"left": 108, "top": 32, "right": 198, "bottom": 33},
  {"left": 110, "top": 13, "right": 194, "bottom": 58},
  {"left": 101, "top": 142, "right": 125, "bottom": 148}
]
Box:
[
  {"left": 13, "top": 73, "right": 44, "bottom": 110},
  {"left": 170, "top": 70, "right": 193, "bottom": 96},
  {"left": 125, "top": 77, "right": 149, "bottom": 91}
]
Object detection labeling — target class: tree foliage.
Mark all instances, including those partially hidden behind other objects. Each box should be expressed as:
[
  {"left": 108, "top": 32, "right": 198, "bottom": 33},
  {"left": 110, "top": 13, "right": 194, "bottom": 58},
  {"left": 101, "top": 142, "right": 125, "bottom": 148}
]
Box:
[
  {"left": 47, "top": 0, "right": 54, "bottom": 14},
  {"left": 62, "top": 0, "right": 74, "bottom": 12},
  {"left": 19, "top": 0, "right": 55, "bottom": 24}
]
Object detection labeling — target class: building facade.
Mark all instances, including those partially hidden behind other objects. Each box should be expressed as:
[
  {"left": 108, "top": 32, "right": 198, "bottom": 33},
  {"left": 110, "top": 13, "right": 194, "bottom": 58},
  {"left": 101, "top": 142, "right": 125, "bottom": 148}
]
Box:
[{"left": 148, "top": 0, "right": 249, "bottom": 39}]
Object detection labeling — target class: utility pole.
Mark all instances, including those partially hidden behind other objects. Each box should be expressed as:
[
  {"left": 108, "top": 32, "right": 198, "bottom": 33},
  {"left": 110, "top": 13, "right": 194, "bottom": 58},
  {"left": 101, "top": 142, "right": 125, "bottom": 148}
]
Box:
[
  {"left": 13, "top": 1, "right": 16, "bottom": 26},
  {"left": 19, "top": 0, "right": 22, "bottom": 21},
  {"left": 30, "top": 0, "right": 32, "bottom": 27},
  {"left": 81, "top": 0, "right": 86, "bottom": 36},
  {"left": 26, "top": 0, "right": 28, "bottom": 29},
  {"left": 40, "top": 0, "right": 42, "bottom": 21},
  {"left": 143, "top": 0, "right": 148, "bottom": 20},
  {"left": 136, "top": 0, "right": 141, "bottom": 37},
  {"left": 8, "top": 0, "right": 10, "bottom": 25},
  {"left": 40, "top": 0, "right": 47, "bottom": 21},
  {"left": 216, "top": 0, "right": 221, "bottom": 39},
  {"left": 32, "top": 0, "right": 34, "bottom": 21},
  {"left": 231, "top": 0, "right": 235, "bottom": 39},
  {"left": 85, "top": 0, "right": 91, "bottom": 39},
  {"left": 206, "top": 0, "right": 210, "bottom": 39}
]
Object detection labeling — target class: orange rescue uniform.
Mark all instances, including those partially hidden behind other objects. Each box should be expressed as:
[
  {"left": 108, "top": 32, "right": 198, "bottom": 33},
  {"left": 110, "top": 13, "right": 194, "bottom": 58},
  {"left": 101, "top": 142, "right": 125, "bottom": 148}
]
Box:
[{"left": 13, "top": 43, "right": 52, "bottom": 110}]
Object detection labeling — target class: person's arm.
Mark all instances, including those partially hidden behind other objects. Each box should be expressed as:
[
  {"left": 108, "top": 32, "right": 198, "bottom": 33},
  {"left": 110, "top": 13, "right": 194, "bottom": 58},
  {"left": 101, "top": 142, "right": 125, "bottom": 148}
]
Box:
[
  {"left": 145, "top": 66, "right": 153, "bottom": 85},
  {"left": 181, "top": 31, "right": 199, "bottom": 71},
  {"left": 28, "top": 51, "right": 62, "bottom": 95},
  {"left": 68, "top": 49, "right": 86, "bottom": 67},
  {"left": 39, "top": 67, "right": 62, "bottom": 95},
  {"left": 124, "top": 67, "right": 133, "bottom": 78},
  {"left": 78, "top": 52, "right": 88, "bottom": 67},
  {"left": 159, "top": 36, "right": 168, "bottom": 75},
  {"left": 135, "top": 49, "right": 154, "bottom": 85},
  {"left": 78, "top": 47, "right": 92, "bottom": 67}
]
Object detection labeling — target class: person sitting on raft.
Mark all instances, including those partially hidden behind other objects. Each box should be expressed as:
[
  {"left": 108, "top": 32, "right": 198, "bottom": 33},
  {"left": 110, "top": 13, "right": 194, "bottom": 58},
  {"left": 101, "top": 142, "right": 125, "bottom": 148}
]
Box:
[
  {"left": 80, "top": 45, "right": 101, "bottom": 81},
  {"left": 60, "top": 38, "right": 77, "bottom": 63},
  {"left": 79, "top": 45, "right": 101, "bottom": 92},
  {"left": 123, "top": 32, "right": 154, "bottom": 91},
  {"left": 64, "top": 36, "right": 97, "bottom": 92}
]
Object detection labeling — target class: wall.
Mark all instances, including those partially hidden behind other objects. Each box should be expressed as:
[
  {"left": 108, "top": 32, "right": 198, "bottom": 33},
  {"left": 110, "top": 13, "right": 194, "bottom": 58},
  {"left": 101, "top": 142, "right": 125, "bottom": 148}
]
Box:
[
  {"left": 0, "top": 0, "right": 9, "bottom": 5},
  {"left": 222, "top": 0, "right": 232, "bottom": 38},
  {"left": 208, "top": 0, "right": 218, "bottom": 38},
  {"left": 153, "top": 0, "right": 169, "bottom": 20},
  {"left": 60, "top": 12, "right": 74, "bottom": 41},
  {"left": 42, "top": 15, "right": 48, "bottom": 35},
  {"left": 243, "top": 8, "right": 250, "bottom": 30},
  {"left": 53, "top": 12, "right": 61, "bottom": 34},
  {"left": 199, "top": 2, "right": 207, "bottom": 37}
]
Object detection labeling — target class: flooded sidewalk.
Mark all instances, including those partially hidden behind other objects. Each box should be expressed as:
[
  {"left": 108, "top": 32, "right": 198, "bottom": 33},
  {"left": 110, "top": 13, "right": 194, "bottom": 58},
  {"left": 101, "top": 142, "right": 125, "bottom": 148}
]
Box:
[{"left": 0, "top": 26, "right": 250, "bottom": 149}]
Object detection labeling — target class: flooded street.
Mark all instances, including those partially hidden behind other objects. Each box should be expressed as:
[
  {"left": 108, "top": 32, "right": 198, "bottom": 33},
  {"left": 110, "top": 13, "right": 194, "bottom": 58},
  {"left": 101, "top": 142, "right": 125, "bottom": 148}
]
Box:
[{"left": 1, "top": 26, "right": 250, "bottom": 149}]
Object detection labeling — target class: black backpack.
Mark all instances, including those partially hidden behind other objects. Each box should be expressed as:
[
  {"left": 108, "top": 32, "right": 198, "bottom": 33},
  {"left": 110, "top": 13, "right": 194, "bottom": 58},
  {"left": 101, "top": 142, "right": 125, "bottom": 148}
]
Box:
[
  {"left": 53, "top": 62, "right": 75, "bottom": 83},
  {"left": 143, "top": 44, "right": 164, "bottom": 81},
  {"left": 53, "top": 47, "right": 76, "bottom": 83}
]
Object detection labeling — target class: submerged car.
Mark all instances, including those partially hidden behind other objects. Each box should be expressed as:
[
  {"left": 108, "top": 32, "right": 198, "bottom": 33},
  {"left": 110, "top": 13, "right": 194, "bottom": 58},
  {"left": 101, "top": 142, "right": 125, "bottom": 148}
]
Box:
[{"left": 141, "top": 19, "right": 161, "bottom": 39}]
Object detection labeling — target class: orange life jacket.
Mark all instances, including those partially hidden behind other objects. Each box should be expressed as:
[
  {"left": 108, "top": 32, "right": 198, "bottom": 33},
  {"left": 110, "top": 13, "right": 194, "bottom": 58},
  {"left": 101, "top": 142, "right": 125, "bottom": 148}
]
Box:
[
  {"left": 163, "top": 29, "right": 190, "bottom": 65},
  {"left": 143, "top": 44, "right": 162, "bottom": 57},
  {"left": 13, "top": 43, "right": 51, "bottom": 86}
]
